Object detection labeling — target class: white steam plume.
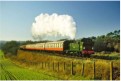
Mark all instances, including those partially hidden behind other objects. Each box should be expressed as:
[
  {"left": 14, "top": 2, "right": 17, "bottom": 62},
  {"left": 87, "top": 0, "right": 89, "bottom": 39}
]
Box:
[{"left": 32, "top": 13, "right": 76, "bottom": 40}]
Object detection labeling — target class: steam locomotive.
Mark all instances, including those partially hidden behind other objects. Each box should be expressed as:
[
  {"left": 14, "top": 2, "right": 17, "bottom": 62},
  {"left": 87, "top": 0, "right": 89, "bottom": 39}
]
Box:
[{"left": 20, "top": 39, "right": 94, "bottom": 56}]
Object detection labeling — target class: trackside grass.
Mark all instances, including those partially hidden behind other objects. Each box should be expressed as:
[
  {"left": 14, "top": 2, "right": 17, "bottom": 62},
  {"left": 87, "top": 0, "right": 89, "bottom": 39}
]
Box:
[
  {"left": 0, "top": 50, "right": 59, "bottom": 80},
  {"left": 14, "top": 50, "right": 120, "bottom": 80}
]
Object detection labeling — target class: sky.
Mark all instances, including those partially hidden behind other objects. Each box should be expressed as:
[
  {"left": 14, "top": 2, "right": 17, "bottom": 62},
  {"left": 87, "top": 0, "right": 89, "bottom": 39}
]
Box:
[{"left": 0, "top": 1, "right": 120, "bottom": 41}]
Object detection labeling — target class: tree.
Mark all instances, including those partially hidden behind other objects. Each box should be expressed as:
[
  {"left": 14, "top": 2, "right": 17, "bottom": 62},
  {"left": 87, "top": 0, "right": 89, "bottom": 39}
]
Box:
[
  {"left": 1, "top": 41, "right": 20, "bottom": 55},
  {"left": 93, "top": 30, "right": 120, "bottom": 52},
  {"left": 107, "top": 43, "right": 114, "bottom": 52},
  {"left": 105, "top": 30, "right": 120, "bottom": 52},
  {"left": 114, "top": 43, "right": 120, "bottom": 52},
  {"left": 94, "top": 38, "right": 107, "bottom": 52}
]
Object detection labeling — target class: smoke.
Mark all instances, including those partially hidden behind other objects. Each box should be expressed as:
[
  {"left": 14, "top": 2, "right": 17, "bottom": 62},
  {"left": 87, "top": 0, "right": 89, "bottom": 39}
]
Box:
[{"left": 32, "top": 13, "right": 76, "bottom": 40}]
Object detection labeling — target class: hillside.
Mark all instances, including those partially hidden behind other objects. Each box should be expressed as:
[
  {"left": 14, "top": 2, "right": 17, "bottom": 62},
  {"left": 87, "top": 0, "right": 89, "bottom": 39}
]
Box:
[
  {"left": 14, "top": 50, "right": 120, "bottom": 80},
  {"left": 0, "top": 50, "right": 59, "bottom": 80}
]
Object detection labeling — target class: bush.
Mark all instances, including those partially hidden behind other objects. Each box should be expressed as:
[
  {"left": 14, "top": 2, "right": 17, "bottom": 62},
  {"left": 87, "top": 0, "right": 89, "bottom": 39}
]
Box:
[{"left": 1, "top": 41, "right": 20, "bottom": 55}]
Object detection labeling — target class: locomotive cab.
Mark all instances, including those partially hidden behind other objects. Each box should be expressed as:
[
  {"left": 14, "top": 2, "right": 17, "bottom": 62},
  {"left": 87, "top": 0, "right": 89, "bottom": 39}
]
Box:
[{"left": 81, "top": 38, "right": 95, "bottom": 55}]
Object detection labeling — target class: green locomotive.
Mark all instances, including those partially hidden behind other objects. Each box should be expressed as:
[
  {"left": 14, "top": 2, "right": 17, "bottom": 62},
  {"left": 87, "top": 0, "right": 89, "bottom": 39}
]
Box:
[{"left": 63, "top": 39, "right": 94, "bottom": 56}]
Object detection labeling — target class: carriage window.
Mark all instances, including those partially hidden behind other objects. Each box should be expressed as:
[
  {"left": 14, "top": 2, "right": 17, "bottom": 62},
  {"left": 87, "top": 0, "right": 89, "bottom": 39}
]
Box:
[
  {"left": 50, "top": 44, "right": 52, "bottom": 48},
  {"left": 59, "top": 44, "right": 61, "bottom": 48},
  {"left": 58, "top": 43, "right": 59, "bottom": 48},
  {"left": 56, "top": 43, "right": 58, "bottom": 48},
  {"left": 58, "top": 44, "right": 60, "bottom": 48},
  {"left": 51, "top": 44, "right": 52, "bottom": 48},
  {"left": 46, "top": 44, "right": 48, "bottom": 48},
  {"left": 53, "top": 43, "right": 54, "bottom": 48},
  {"left": 56, "top": 44, "right": 58, "bottom": 48},
  {"left": 54, "top": 43, "right": 56, "bottom": 48},
  {"left": 59, "top": 43, "right": 61, "bottom": 48},
  {"left": 47, "top": 44, "right": 49, "bottom": 48},
  {"left": 52, "top": 44, "right": 53, "bottom": 48},
  {"left": 61, "top": 44, "right": 63, "bottom": 48},
  {"left": 50, "top": 44, "right": 51, "bottom": 48},
  {"left": 56, "top": 43, "right": 57, "bottom": 48},
  {"left": 55, "top": 43, "right": 57, "bottom": 48}
]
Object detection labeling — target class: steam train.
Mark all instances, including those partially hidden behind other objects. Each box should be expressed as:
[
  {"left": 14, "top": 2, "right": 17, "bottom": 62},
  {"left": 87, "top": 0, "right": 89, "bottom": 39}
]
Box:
[{"left": 20, "top": 39, "right": 94, "bottom": 56}]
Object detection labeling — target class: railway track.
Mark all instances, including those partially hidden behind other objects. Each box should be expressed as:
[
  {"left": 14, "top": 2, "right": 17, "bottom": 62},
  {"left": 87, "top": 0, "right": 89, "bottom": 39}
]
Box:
[{"left": 0, "top": 63, "right": 17, "bottom": 80}]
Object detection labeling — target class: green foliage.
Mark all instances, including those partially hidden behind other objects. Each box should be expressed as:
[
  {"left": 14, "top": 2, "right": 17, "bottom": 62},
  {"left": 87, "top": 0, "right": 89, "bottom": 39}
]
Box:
[
  {"left": 114, "top": 43, "right": 120, "bottom": 52},
  {"left": 1, "top": 41, "right": 20, "bottom": 55},
  {"left": 0, "top": 50, "right": 4, "bottom": 56},
  {"left": 94, "top": 38, "right": 107, "bottom": 52},
  {"left": 0, "top": 50, "right": 4, "bottom": 59},
  {"left": 94, "top": 30, "right": 120, "bottom": 52}
]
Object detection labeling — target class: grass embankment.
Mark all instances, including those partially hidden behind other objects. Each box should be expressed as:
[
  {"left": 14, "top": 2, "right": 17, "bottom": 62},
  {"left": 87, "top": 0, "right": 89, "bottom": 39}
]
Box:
[
  {"left": 0, "top": 50, "right": 58, "bottom": 80},
  {"left": 91, "top": 52, "right": 120, "bottom": 60},
  {"left": 14, "top": 50, "right": 120, "bottom": 80}
]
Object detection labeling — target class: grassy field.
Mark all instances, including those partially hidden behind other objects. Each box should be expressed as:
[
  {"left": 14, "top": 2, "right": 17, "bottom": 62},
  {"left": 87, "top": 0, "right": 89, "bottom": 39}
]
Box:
[
  {"left": 0, "top": 50, "right": 59, "bottom": 80},
  {"left": 13, "top": 50, "right": 120, "bottom": 80},
  {"left": 1, "top": 50, "right": 120, "bottom": 80}
]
